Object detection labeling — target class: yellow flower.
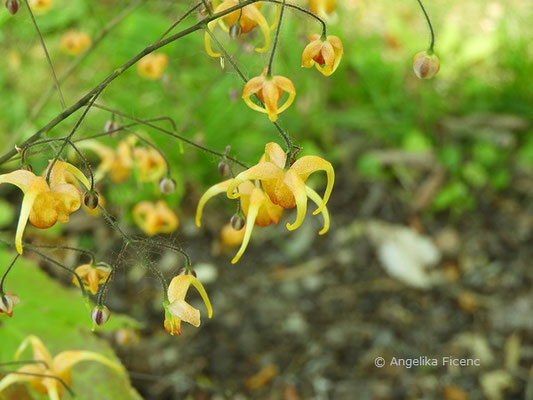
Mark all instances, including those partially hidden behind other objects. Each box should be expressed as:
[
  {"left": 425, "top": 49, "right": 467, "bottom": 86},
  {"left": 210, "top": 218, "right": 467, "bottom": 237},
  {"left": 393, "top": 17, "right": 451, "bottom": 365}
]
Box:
[
  {"left": 72, "top": 263, "right": 112, "bottom": 295},
  {"left": 308, "top": 0, "right": 336, "bottom": 19},
  {"left": 137, "top": 53, "right": 169, "bottom": 80},
  {"left": 220, "top": 223, "right": 245, "bottom": 247},
  {"left": 196, "top": 179, "right": 284, "bottom": 263},
  {"left": 164, "top": 273, "right": 213, "bottom": 335},
  {"left": 133, "top": 147, "right": 166, "bottom": 182},
  {"left": 133, "top": 200, "right": 179, "bottom": 236},
  {"left": 29, "top": 0, "right": 53, "bottom": 14},
  {"left": 204, "top": 0, "right": 271, "bottom": 58},
  {"left": 0, "top": 161, "right": 90, "bottom": 254},
  {"left": 242, "top": 69, "right": 296, "bottom": 122},
  {"left": 76, "top": 139, "right": 133, "bottom": 183},
  {"left": 0, "top": 292, "right": 20, "bottom": 318},
  {"left": 59, "top": 31, "right": 92, "bottom": 56},
  {"left": 301, "top": 34, "right": 343, "bottom": 76},
  {"left": 226, "top": 142, "right": 332, "bottom": 233},
  {"left": 0, "top": 335, "right": 124, "bottom": 400}
]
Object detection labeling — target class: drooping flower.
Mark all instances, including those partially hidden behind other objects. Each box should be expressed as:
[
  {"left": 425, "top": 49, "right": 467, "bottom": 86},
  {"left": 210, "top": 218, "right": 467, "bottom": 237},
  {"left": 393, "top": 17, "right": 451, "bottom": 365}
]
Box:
[
  {"left": 204, "top": 0, "right": 272, "bottom": 58},
  {"left": 0, "top": 161, "right": 90, "bottom": 254},
  {"left": 75, "top": 139, "right": 133, "bottom": 183},
  {"left": 59, "top": 31, "right": 92, "bottom": 56},
  {"left": 242, "top": 69, "right": 296, "bottom": 122},
  {"left": 133, "top": 200, "right": 179, "bottom": 236},
  {"left": 28, "top": 0, "right": 53, "bottom": 15},
  {"left": 133, "top": 147, "right": 166, "bottom": 182},
  {"left": 302, "top": 34, "right": 343, "bottom": 76},
  {"left": 73, "top": 263, "right": 112, "bottom": 295},
  {"left": 196, "top": 180, "right": 283, "bottom": 263},
  {"left": 226, "top": 142, "right": 333, "bottom": 233},
  {"left": 0, "top": 335, "right": 124, "bottom": 400},
  {"left": 412, "top": 50, "right": 440, "bottom": 79},
  {"left": 0, "top": 292, "right": 20, "bottom": 318},
  {"left": 164, "top": 272, "right": 213, "bottom": 335},
  {"left": 308, "top": 0, "right": 336, "bottom": 19},
  {"left": 137, "top": 53, "right": 169, "bottom": 80}
]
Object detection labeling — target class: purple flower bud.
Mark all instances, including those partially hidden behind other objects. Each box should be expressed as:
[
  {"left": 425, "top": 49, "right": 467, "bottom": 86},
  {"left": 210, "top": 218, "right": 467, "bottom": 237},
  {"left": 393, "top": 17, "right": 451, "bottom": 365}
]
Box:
[
  {"left": 5, "top": 0, "right": 19, "bottom": 15},
  {"left": 84, "top": 191, "right": 99, "bottom": 209},
  {"left": 218, "top": 160, "right": 230, "bottom": 177},
  {"left": 91, "top": 305, "right": 111, "bottom": 326},
  {"left": 229, "top": 23, "right": 242, "bottom": 39},
  {"left": 230, "top": 214, "right": 245, "bottom": 231}
]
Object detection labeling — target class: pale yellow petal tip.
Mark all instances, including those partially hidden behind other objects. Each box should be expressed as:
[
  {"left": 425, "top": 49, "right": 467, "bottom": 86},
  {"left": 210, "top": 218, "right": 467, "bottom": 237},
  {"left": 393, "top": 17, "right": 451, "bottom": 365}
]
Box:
[{"left": 16, "top": 242, "right": 23, "bottom": 254}]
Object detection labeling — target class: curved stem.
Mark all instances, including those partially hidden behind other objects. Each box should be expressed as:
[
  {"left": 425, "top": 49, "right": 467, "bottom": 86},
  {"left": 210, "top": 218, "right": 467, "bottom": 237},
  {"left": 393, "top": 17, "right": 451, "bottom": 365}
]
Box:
[
  {"left": 0, "top": 370, "right": 75, "bottom": 398},
  {"left": 26, "top": 244, "right": 95, "bottom": 264},
  {"left": 23, "top": 0, "right": 66, "bottom": 109},
  {"left": 268, "top": 0, "right": 326, "bottom": 37},
  {"left": 0, "top": 254, "right": 19, "bottom": 293},
  {"left": 416, "top": 0, "right": 435, "bottom": 51},
  {"left": 67, "top": 139, "right": 95, "bottom": 190}
]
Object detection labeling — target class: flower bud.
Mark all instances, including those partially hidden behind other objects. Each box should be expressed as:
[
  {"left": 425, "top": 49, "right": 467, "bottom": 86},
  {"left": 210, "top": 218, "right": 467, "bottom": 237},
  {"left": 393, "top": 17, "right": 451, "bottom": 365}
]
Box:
[
  {"left": 5, "top": 0, "right": 19, "bottom": 15},
  {"left": 0, "top": 292, "right": 20, "bottom": 317},
  {"left": 159, "top": 177, "right": 176, "bottom": 194},
  {"left": 91, "top": 305, "right": 111, "bottom": 326},
  {"left": 219, "top": 56, "right": 225, "bottom": 70},
  {"left": 83, "top": 190, "right": 99, "bottom": 209},
  {"left": 412, "top": 50, "right": 440, "bottom": 79},
  {"left": 229, "top": 23, "right": 242, "bottom": 39},
  {"left": 177, "top": 267, "right": 197, "bottom": 277},
  {"left": 218, "top": 160, "right": 230, "bottom": 177},
  {"left": 230, "top": 213, "right": 245, "bottom": 231},
  {"left": 104, "top": 120, "right": 120, "bottom": 134}
]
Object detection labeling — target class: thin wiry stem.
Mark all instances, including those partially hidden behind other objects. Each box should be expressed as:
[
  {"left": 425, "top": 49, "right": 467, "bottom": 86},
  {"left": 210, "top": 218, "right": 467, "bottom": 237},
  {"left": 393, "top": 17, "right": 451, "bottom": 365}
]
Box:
[
  {"left": 0, "top": 254, "right": 19, "bottom": 293},
  {"left": 415, "top": 0, "right": 435, "bottom": 51},
  {"left": 92, "top": 103, "right": 250, "bottom": 169},
  {"left": 157, "top": 3, "right": 202, "bottom": 41},
  {"left": 123, "top": 127, "right": 172, "bottom": 178},
  {"left": 26, "top": 244, "right": 95, "bottom": 264},
  {"left": 23, "top": 0, "right": 66, "bottom": 109},
  {"left": 267, "top": 0, "right": 286, "bottom": 75},
  {"left": 67, "top": 139, "right": 96, "bottom": 190},
  {"left": 206, "top": 29, "right": 296, "bottom": 159}
]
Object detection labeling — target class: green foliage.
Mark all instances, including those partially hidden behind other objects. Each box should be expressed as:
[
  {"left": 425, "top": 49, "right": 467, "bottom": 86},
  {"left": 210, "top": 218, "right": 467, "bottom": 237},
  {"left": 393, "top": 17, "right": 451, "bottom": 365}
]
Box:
[{"left": 0, "top": 250, "right": 141, "bottom": 400}]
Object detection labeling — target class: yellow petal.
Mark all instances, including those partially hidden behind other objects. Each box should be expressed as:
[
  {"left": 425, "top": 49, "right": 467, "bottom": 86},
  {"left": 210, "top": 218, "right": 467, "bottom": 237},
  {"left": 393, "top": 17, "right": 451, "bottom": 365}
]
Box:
[
  {"left": 195, "top": 180, "right": 233, "bottom": 227},
  {"left": 0, "top": 365, "right": 43, "bottom": 393},
  {"left": 232, "top": 187, "right": 264, "bottom": 263},
  {"left": 246, "top": 4, "right": 271, "bottom": 53},
  {"left": 283, "top": 169, "right": 307, "bottom": 231},
  {"left": 264, "top": 142, "right": 287, "bottom": 169},
  {"left": 63, "top": 162, "right": 91, "bottom": 190},
  {"left": 52, "top": 350, "right": 124, "bottom": 376},
  {"left": 167, "top": 274, "right": 192, "bottom": 302},
  {"left": 301, "top": 39, "right": 323, "bottom": 68},
  {"left": 204, "top": 22, "right": 222, "bottom": 58},
  {"left": 305, "top": 186, "right": 330, "bottom": 235},
  {"left": 168, "top": 299, "right": 201, "bottom": 327},
  {"left": 242, "top": 75, "right": 265, "bottom": 99},
  {"left": 15, "top": 187, "right": 39, "bottom": 254},
  {"left": 226, "top": 162, "right": 283, "bottom": 199},
  {"left": 315, "top": 41, "right": 335, "bottom": 76},
  {"left": 290, "top": 156, "right": 334, "bottom": 215},
  {"left": 189, "top": 275, "right": 213, "bottom": 318},
  {"left": 15, "top": 335, "right": 53, "bottom": 365},
  {"left": 0, "top": 169, "right": 38, "bottom": 193}
]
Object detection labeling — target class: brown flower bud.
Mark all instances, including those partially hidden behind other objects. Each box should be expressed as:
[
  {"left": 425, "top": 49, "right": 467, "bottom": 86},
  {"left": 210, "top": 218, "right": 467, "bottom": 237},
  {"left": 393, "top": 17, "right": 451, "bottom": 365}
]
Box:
[
  {"left": 218, "top": 160, "right": 230, "bottom": 177},
  {"left": 104, "top": 120, "right": 120, "bottom": 134},
  {"left": 229, "top": 23, "right": 242, "bottom": 39},
  {"left": 159, "top": 177, "right": 176, "bottom": 194},
  {"left": 83, "top": 190, "right": 99, "bottom": 209},
  {"left": 5, "top": 0, "right": 19, "bottom": 15},
  {"left": 412, "top": 50, "right": 440, "bottom": 79},
  {"left": 177, "top": 267, "right": 197, "bottom": 277},
  {"left": 230, "top": 213, "right": 245, "bottom": 231},
  {"left": 91, "top": 305, "right": 111, "bottom": 326}
]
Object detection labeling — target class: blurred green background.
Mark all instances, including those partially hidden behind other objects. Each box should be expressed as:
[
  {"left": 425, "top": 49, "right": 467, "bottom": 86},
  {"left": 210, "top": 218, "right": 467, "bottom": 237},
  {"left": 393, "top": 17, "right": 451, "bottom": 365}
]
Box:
[{"left": 0, "top": 0, "right": 532, "bottom": 399}]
